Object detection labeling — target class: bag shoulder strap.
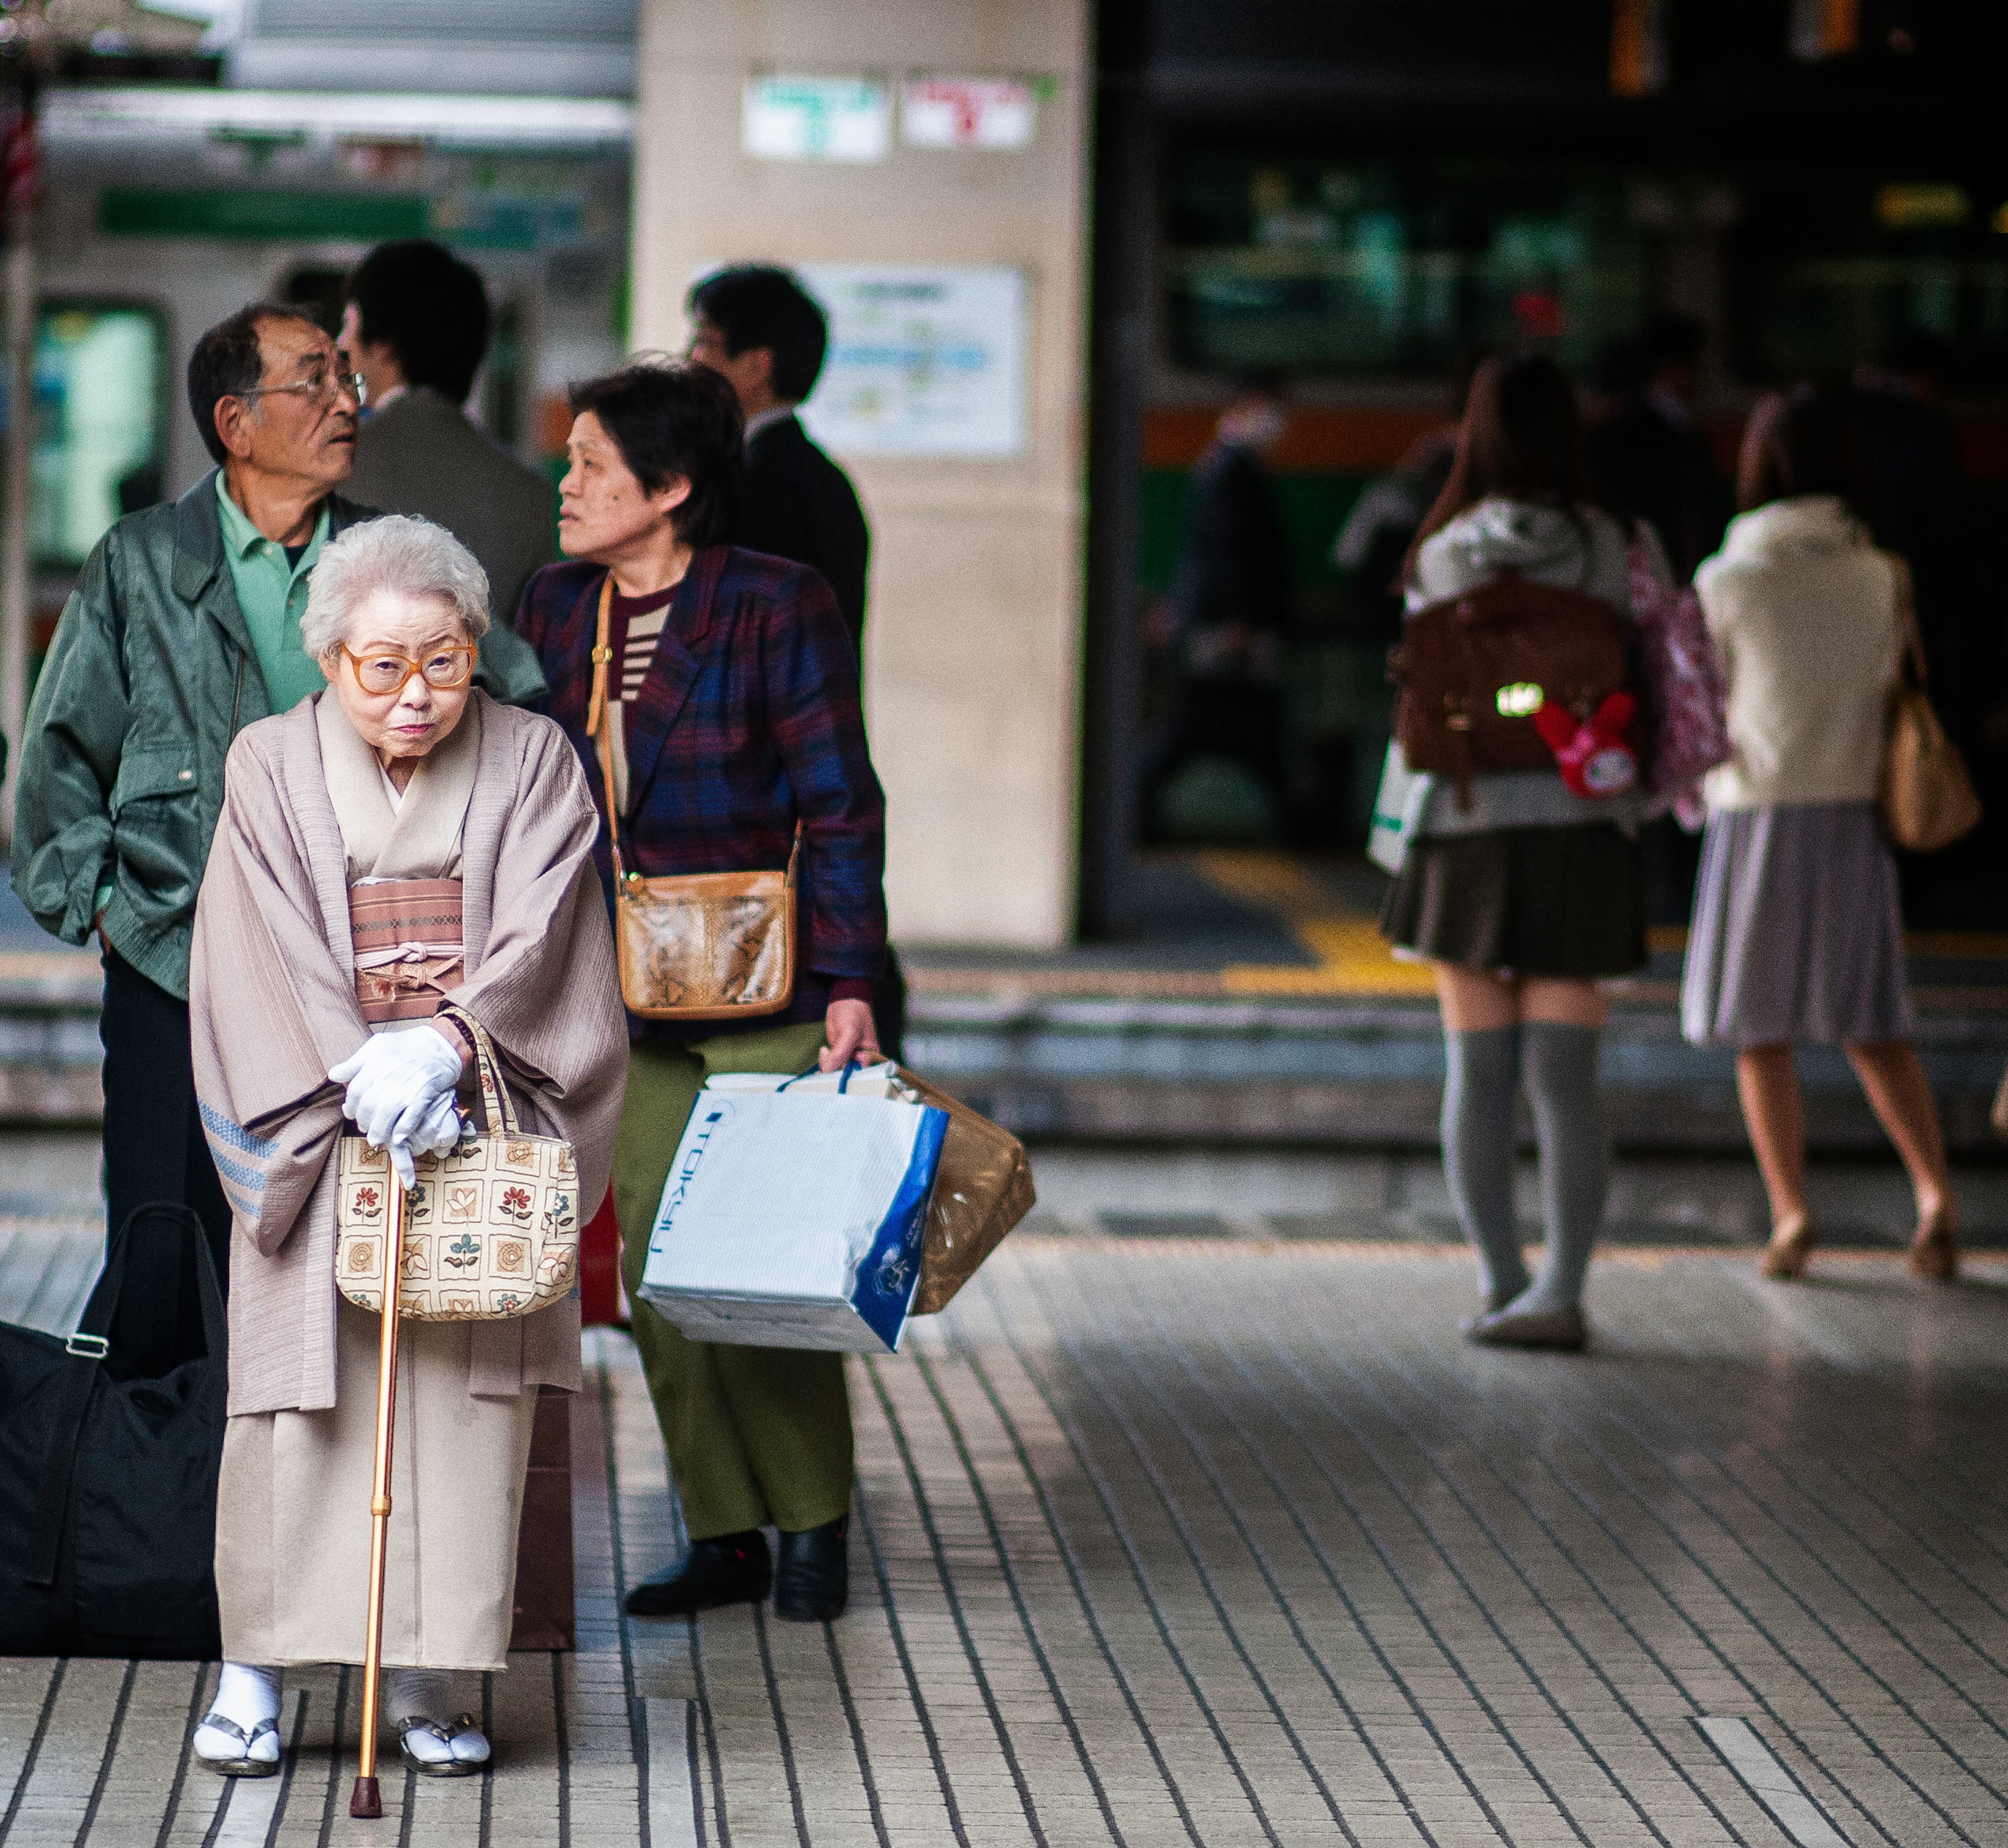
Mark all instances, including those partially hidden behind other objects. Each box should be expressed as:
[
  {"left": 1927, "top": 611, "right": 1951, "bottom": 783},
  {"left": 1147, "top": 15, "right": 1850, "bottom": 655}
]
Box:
[
  {"left": 585, "top": 576, "right": 630, "bottom": 887},
  {"left": 1888, "top": 553, "right": 1926, "bottom": 689},
  {"left": 587, "top": 571, "right": 805, "bottom": 894}
]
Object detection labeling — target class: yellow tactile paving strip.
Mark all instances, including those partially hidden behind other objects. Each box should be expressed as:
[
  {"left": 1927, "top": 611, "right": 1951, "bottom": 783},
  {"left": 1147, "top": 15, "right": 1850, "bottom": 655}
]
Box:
[{"left": 909, "top": 853, "right": 2008, "bottom": 1006}]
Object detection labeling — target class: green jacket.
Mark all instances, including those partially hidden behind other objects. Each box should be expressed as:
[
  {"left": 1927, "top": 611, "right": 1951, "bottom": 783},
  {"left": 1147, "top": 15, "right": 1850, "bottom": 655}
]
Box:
[{"left": 9, "top": 471, "right": 547, "bottom": 999}]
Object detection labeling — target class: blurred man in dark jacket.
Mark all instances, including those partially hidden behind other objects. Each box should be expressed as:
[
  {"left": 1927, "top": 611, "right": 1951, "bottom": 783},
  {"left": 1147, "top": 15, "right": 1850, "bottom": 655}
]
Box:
[
  {"left": 1142, "top": 378, "right": 1295, "bottom": 838},
  {"left": 1853, "top": 334, "right": 1970, "bottom": 730},
  {"left": 687, "top": 265, "right": 870, "bottom": 652},
  {"left": 341, "top": 239, "right": 555, "bottom": 627},
  {"left": 1585, "top": 312, "right": 1731, "bottom": 583}
]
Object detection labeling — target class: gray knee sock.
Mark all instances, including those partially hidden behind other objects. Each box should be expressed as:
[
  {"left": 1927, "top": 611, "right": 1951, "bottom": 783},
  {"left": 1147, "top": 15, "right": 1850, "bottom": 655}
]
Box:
[
  {"left": 1517, "top": 1023, "right": 1607, "bottom": 1313},
  {"left": 1441, "top": 1026, "right": 1529, "bottom": 1304}
]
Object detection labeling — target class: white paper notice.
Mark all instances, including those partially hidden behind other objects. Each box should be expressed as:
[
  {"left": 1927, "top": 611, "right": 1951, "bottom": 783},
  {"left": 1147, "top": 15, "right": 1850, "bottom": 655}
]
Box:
[
  {"left": 901, "top": 77, "right": 1037, "bottom": 150},
  {"left": 793, "top": 263, "right": 1026, "bottom": 459},
  {"left": 742, "top": 75, "right": 890, "bottom": 163}
]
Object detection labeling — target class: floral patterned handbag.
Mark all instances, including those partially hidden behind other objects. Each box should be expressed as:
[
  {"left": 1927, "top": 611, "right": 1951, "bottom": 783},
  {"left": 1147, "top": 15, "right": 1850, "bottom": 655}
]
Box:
[{"left": 335, "top": 1009, "right": 580, "bottom": 1322}]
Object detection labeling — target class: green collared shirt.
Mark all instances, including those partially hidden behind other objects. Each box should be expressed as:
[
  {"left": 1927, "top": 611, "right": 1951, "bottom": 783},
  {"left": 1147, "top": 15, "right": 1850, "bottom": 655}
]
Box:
[{"left": 214, "top": 472, "right": 330, "bottom": 713}]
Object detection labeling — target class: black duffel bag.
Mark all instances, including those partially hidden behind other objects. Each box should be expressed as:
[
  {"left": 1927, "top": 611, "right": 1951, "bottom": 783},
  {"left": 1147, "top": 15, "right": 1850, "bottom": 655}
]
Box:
[{"left": 0, "top": 1203, "right": 225, "bottom": 1658}]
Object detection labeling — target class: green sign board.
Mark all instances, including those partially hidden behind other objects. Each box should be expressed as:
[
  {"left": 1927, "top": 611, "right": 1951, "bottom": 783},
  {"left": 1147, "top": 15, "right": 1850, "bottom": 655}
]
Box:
[{"left": 98, "top": 188, "right": 432, "bottom": 242}]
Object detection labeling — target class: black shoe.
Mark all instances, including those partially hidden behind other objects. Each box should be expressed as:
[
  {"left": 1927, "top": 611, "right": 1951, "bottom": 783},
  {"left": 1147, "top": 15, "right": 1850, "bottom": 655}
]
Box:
[
  {"left": 624, "top": 1530, "right": 771, "bottom": 1617},
  {"left": 773, "top": 1515, "right": 849, "bottom": 1622}
]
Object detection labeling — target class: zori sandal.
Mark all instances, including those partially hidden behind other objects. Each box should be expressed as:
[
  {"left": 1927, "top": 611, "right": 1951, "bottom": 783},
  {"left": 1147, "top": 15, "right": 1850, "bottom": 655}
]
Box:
[
  {"left": 193, "top": 1713, "right": 281, "bottom": 1777},
  {"left": 398, "top": 1714, "right": 490, "bottom": 1777}
]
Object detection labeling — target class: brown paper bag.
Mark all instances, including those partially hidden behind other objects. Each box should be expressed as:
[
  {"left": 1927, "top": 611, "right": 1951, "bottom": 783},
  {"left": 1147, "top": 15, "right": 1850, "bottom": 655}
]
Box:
[{"left": 897, "top": 1069, "right": 1036, "bottom": 1315}]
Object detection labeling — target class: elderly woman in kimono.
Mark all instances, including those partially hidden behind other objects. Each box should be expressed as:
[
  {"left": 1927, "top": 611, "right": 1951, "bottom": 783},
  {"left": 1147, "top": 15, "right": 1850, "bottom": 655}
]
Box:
[{"left": 186, "top": 515, "right": 625, "bottom": 1778}]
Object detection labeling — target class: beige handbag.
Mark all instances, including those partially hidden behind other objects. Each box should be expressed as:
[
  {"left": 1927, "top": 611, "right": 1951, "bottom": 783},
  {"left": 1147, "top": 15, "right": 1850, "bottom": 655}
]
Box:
[
  {"left": 336, "top": 1009, "right": 580, "bottom": 1321},
  {"left": 1881, "top": 557, "right": 1982, "bottom": 854},
  {"left": 587, "top": 577, "right": 799, "bottom": 1020}
]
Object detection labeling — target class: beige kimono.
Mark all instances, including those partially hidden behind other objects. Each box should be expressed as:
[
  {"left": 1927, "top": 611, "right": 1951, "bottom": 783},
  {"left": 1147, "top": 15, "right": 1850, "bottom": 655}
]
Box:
[{"left": 193, "top": 691, "right": 625, "bottom": 1671}]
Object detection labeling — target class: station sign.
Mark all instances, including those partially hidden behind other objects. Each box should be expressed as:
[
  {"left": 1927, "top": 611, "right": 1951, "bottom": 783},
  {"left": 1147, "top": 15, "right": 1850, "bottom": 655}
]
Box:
[
  {"left": 900, "top": 77, "right": 1037, "bottom": 151},
  {"left": 742, "top": 76, "right": 891, "bottom": 164}
]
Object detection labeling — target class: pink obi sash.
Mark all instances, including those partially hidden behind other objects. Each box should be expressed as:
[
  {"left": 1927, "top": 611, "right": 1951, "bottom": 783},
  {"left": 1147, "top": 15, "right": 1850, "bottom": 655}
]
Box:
[{"left": 349, "top": 878, "right": 465, "bottom": 1024}]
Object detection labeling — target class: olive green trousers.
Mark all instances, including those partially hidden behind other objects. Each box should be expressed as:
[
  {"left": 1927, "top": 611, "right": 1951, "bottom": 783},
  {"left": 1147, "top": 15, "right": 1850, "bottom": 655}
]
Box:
[{"left": 614, "top": 1022, "right": 855, "bottom": 1542}]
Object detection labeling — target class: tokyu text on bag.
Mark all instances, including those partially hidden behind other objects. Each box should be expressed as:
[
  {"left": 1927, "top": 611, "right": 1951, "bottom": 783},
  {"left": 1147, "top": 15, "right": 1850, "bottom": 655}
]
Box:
[
  {"left": 336, "top": 1009, "right": 581, "bottom": 1321},
  {"left": 588, "top": 577, "right": 799, "bottom": 1020},
  {"left": 1390, "top": 573, "right": 1644, "bottom": 808},
  {"left": 639, "top": 1065, "right": 949, "bottom": 1355},
  {"left": 1881, "top": 557, "right": 1982, "bottom": 854}
]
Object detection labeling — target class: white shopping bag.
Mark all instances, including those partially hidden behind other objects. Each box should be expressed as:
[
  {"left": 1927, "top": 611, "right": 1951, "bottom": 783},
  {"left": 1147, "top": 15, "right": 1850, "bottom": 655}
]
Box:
[
  {"left": 1368, "top": 738, "right": 1421, "bottom": 875},
  {"left": 637, "top": 1070, "right": 948, "bottom": 1354}
]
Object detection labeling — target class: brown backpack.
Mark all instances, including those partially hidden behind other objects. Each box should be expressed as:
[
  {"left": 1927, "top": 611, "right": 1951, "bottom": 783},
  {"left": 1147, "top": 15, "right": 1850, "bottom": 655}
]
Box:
[{"left": 1390, "top": 574, "right": 1643, "bottom": 807}]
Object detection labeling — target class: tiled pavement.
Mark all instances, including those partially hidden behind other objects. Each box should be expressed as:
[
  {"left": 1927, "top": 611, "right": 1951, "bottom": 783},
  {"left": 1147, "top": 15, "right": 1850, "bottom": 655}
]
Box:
[{"left": 3, "top": 1216, "right": 2007, "bottom": 1846}]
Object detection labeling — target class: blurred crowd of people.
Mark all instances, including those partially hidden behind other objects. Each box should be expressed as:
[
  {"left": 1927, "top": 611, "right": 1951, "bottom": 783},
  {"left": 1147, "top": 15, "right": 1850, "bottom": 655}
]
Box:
[
  {"left": 1144, "top": 315, "right": 1997, "bottom": 921},
  {"left": 1146, "top": 325, "right": 1978, "bottom": 1349}
]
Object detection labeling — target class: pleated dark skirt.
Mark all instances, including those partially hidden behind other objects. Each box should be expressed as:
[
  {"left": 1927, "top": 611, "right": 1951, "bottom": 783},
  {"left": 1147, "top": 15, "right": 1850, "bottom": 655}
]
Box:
[{"left": 1379, "top": 823, "right": 1647, "bottom": 979}]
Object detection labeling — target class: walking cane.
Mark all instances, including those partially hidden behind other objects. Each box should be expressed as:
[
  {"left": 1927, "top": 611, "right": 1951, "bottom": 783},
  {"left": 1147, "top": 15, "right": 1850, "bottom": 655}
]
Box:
[{"left": 349, "top": 1177, "right": 408, "bottom": 1820}]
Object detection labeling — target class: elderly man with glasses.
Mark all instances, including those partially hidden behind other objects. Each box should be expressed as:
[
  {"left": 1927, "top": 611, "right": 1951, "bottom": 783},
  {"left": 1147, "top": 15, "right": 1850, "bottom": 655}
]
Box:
[{"left": 11, "top": 303, "right": 545, "bottom": 1375}]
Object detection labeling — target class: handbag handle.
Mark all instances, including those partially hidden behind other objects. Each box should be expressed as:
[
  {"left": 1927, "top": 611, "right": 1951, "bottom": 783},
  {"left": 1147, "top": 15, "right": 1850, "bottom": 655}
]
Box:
[
  {"left": 1889, "top": 554, "right": 1927, "bottom": 689},
  {"left": 435, "top": 1005, "right": 518, "bottom": 1138},
  {"left": 778, "top": 1058, "right": 860, "bottom": 1093}
]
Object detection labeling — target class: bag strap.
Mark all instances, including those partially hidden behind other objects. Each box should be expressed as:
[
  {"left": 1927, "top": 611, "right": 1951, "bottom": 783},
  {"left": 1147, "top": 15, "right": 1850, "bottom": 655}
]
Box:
[
  {"left": 25, "top": 1204, "right": 225, "bottom": 1587},
  {"left": 1889, "top": 554, "right": 1927, "bottom": 689},
  {"left": 585, "top": 575, "right": 632, "bottom": 890},
  {"left": 587, "top": 571, "right": 805, "bottom": 891},
  {"left": 437, "top": 1005, "right": 519, "bottom": 1137},
  {"left": 778, "top": 1058, "right": 858, "bottom": 1093}
]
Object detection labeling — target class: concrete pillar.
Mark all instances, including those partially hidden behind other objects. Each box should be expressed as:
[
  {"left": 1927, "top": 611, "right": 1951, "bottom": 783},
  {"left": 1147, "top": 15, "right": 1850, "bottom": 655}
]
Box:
[{"left": 631, "top": 0, "right": 1091, "bottom": 949}]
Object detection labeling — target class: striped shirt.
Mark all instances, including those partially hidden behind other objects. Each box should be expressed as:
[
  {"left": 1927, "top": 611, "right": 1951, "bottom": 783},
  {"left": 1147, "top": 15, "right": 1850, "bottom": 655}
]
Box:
[{"left": 611, "top": 583, "right": 675, "bottom": 707}]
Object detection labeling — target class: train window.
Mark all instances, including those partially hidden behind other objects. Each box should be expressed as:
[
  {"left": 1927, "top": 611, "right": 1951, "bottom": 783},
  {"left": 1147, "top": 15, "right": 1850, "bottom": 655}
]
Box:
[
  {"left": 32, "top": 303, "right": 168, "bottom": 566},
  {"left": 1732, "top": 172, "right": 2008, "bottom": 389},
  {"left": 1165, "top": 154, "right": 1644, "bottom": 378}
]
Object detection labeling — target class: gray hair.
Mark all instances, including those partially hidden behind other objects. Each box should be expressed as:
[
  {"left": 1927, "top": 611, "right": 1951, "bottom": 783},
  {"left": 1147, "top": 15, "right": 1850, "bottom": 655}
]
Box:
[{"left": 300, "top": 515, "right": 491, "bottom": 659}]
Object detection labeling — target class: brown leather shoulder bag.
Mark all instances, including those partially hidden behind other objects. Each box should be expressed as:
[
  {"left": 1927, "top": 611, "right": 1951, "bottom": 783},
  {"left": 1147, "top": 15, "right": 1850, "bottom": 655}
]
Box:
[
  {"left": 1389, "top": 573, "right": 1641, "bottom": 806},
  {"left": 588, "top": 577, "right": 800, "bottom": 1020}
]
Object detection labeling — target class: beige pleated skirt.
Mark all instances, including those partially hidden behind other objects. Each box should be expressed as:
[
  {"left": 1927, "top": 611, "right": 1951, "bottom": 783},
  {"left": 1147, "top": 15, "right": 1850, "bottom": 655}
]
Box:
[{"left": 216, "top": 1298, "right": 538, "bottom": 1670}]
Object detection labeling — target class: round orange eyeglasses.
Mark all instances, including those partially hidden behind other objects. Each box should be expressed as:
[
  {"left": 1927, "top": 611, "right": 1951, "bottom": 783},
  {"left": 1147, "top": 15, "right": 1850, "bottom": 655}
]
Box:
[{"left": 338, "top": 643, "right": 478, "bottom": 697}]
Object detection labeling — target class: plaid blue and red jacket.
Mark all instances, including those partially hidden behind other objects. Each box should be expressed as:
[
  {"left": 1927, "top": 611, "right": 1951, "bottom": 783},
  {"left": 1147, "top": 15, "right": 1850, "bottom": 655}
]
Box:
[{"left": 518, "top": 545, "right": 887, "bottom": 1032}]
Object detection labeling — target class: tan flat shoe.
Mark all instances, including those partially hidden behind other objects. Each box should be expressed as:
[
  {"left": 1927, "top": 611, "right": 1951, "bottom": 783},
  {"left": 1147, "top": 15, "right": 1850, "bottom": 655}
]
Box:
[
  {"left": 1908, "top": 1209, "right": 1958, "bottom": 1282},
  {"left": 1760, "top": 1215, "right": 1815, "bottom": 1280}
]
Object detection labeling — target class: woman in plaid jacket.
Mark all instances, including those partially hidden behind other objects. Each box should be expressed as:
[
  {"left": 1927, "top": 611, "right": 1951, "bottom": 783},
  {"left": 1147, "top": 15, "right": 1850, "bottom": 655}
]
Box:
[{"left": 518, "top": 361, "right": 887, "bottom": 1624}]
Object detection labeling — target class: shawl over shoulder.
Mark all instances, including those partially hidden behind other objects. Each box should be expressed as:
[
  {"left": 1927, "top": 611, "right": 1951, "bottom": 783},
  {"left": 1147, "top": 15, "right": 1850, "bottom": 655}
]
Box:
[{"left": 190, "top": 690, "right": 627, "bottom": 1415}]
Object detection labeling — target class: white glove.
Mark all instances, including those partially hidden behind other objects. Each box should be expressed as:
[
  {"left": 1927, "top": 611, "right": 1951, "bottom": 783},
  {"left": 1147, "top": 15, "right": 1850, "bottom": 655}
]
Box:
[
  {"left": 409, "top": 1089, "right": 465, "bottom": 1157},
  {"left": 385, "top": 1092, "right": 464, "bottom": 1190},
  {"left": 329, "top": 1028, "right": 463, "bottom": 1158}
]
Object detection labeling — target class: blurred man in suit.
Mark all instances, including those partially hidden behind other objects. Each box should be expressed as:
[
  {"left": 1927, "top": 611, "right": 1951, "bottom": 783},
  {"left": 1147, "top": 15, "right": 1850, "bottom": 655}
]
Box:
[
  {"left": 1585, "top": 312, "right": 1731, "bottom": 584},
  {"left": 686, "top": 265, "right": 870, "bottom": 652},
  {"left": 341, "top": 240, "right": 555, "bottom": 626}
]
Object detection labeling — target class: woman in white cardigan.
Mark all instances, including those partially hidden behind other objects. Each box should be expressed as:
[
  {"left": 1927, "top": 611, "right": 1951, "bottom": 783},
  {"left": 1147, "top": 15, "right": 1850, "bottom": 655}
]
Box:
[{"left": 1681, "top": 387, "right": 1955, "bottom": 1280}]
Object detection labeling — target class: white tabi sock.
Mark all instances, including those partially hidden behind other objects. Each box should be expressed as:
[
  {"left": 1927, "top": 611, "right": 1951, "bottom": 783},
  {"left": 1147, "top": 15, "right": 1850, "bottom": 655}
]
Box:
[
  {"left": 384, "top": 1668, "right": 489, "bottom": 1765},
  {"left": 193, "top": 1663, "right": 282, "bottom": 1764}
]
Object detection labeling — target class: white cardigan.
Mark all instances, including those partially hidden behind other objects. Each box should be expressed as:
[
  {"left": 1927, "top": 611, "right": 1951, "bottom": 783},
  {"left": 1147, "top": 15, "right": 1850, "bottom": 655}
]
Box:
[{"left": 1695, "top": 496, "right": 1900, "bottom": 811}]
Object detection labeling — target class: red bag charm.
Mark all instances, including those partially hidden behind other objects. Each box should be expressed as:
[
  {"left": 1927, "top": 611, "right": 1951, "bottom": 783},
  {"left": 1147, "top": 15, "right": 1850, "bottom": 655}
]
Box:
[{"left": 1533, "top": 692, "right": 1639, "bottom": 798}]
